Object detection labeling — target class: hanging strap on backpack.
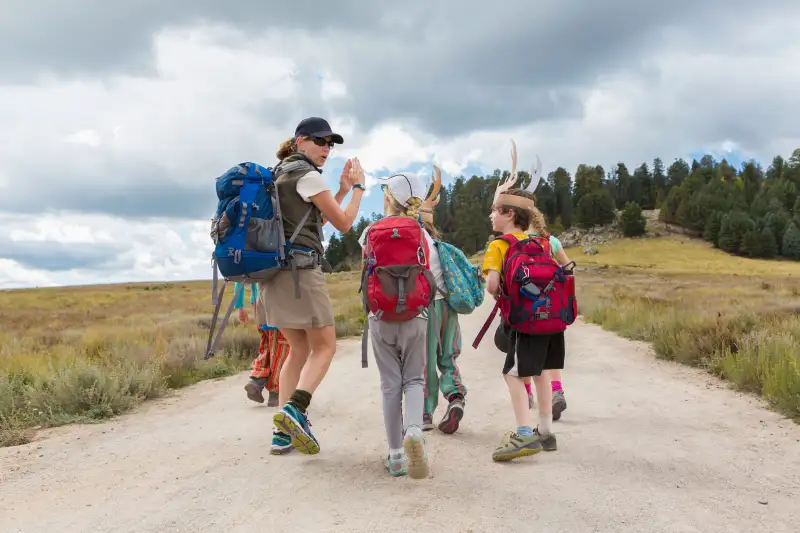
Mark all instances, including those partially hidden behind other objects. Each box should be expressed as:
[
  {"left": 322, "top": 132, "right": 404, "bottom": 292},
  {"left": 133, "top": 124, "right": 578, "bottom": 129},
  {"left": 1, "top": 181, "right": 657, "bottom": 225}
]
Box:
[
  {"left": 472, "top": 299, "right": 500, "bottom": 349},
  {"left": 204, "top": 277, "right": 245, "bottom": 360}
]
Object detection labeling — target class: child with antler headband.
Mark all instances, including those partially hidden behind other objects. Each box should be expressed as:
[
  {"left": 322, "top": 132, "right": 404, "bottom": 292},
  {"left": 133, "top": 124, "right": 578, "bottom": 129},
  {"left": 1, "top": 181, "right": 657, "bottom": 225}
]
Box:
[
  {"left": 479, "top": 140, "right": 575, "bottom": 462},
  {"left": 418, "top": 168, "right": 469, "bottom": 436}
]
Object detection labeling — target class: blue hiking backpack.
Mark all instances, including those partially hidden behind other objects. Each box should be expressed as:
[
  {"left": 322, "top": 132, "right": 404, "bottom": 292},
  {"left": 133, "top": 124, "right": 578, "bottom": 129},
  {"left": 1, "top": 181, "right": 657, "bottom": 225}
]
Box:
[
  {"left": 434, "top": 241, "right": 485, "bottom": 314},
  {"left": 204, "top": 160, "right": 320, "bottom": 359}
]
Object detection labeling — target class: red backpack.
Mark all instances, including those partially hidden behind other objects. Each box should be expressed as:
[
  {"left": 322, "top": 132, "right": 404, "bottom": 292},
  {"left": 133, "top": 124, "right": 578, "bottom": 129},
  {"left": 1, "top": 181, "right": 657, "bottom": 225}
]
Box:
[
  {"left": 473, "top": 233, "right": 577, "bottom": 348},
  {"left": 359, "top": 216, "right": 437, "bottom": 366}
]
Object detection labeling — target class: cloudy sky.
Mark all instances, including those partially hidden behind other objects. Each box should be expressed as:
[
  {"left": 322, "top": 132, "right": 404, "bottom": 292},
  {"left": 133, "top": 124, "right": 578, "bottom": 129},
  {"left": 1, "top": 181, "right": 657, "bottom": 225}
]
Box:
[{"left": 1, "top": 1, "right": 798, "bottom": 289}]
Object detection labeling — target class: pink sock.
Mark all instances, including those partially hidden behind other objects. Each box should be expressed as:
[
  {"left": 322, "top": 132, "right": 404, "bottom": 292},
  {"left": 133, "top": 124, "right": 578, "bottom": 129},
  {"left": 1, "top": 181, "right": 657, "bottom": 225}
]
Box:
[
  {"left": 524, "top": 382, "right": 532, "bottom": 395},
  {"left": 552, "top": 380, "right": 563, "bottom": 392}
]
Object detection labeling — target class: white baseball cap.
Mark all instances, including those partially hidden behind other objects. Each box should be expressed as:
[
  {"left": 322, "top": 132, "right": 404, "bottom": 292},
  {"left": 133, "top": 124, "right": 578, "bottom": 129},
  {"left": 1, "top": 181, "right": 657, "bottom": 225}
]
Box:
[{"left": 380, "top": 173, "right": 428, "bottom": 207}]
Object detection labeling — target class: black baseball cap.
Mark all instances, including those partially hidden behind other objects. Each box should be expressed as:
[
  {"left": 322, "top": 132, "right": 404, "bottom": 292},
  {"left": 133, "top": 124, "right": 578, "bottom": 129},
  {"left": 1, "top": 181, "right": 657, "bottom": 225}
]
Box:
[{"left": 294, "top": 117, "right": 344, "bottom": 144}]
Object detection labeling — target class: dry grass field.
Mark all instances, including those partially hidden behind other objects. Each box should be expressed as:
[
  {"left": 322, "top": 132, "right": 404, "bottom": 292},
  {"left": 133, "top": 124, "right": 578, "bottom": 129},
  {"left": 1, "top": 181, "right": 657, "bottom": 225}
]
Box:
[
  {"left": 1, "top": 234, "right": 798, "bottom": 447},
  {"left": 565, "top": 236, "right": 800, "bottom": 423},
  {"left": 0, "top": 276, "right": 365, "bottom": 447}
]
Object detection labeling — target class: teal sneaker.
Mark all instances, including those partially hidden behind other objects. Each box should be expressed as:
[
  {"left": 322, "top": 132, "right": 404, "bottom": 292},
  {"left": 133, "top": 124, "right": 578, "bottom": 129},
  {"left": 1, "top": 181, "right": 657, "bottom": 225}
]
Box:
[
  {"left": 385, "top": 452, "right": 408, "bottom": 477},
  {"left": 273, "top": 402, "right": 320, "bottom": 455},
  {"left": 403, "top": 427, "right": 429, "bottom": 479},
  {"left": 270, "top": 429, "right": 293, "bottom": 455}
]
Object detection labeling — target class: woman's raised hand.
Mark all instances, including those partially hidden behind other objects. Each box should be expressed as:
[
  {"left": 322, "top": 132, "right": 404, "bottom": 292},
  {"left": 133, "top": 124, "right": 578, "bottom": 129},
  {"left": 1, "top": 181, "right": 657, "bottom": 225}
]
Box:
[{"left": 349, "top": 157, "right": 365, "bottom": 188}]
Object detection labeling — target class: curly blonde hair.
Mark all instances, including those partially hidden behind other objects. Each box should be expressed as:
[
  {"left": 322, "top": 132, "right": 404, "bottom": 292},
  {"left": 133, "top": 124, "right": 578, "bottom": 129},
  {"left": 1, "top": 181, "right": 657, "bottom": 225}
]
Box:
[{"left": 385, "top": 188, "right": 422, "bottom": 219}]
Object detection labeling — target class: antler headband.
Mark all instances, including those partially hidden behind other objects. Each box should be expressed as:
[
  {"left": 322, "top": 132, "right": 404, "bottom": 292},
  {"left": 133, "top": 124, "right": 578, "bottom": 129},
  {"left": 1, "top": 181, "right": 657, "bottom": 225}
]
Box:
[
  {"left": 419, "top": 165, "right": 442, "bottom": 225},
  {"left": 493, "top": 138, "right": 542, "bottom": 211}
]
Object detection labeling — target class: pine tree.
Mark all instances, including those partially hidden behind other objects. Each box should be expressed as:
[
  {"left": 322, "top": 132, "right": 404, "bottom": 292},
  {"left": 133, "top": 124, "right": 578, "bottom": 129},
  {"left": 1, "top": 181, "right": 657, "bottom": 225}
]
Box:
[
  {"left": 703, "top": 211, "right": 723, "bottom": 246},
  {"left": 718, "top": 211, "right": 755, "bottom": 255},
  {"left": 620, "top": 202, "right": 647, "bottom": 237},
  {"left": 782, "top": 222, "right": 800, "bottom": 260},
  {"left": 577, "top": 189, "right": 616, "bottom": 229},
  {"left": 760, "top": 226, "right": 779, "bottom": 258},
  {"left": 740, "top": 230, "right": 763, "bottom": 258},
  {"left": 793, "top": 197, "right": 800, "bottom": 227}
]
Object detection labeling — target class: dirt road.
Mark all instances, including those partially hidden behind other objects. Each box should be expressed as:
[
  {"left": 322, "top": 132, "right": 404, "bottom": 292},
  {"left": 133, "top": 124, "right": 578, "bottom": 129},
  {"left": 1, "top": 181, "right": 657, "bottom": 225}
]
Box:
[{"left": 2, "top": 298, "right": 799, "bottom": 532}]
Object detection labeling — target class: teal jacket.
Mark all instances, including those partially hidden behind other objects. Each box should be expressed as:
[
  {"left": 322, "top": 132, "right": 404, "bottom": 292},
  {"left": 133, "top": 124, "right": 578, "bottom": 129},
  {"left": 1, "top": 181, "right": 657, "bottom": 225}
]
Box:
[
  {"left": 233, "top": 283, "right": 277, "bottom": 332},
  {"left": 233, "top": 282, "right": 258, "bottom": 309}
]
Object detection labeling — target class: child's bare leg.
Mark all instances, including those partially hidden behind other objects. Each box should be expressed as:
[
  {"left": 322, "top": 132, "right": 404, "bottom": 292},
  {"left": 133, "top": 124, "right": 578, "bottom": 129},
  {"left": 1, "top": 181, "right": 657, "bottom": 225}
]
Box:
[
  {"left": 492, "top": 373, "right": 543, "bottom": 461},
  {"left": 532, "top": 374, "right": 553, "bottom": 433},
  {"left": 504, "top": 374, "right": 533, "bottom": 429}
]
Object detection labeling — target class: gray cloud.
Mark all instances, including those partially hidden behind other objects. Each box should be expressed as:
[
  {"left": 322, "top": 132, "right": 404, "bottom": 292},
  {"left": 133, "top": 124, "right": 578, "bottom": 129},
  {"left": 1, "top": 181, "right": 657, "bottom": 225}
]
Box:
[
  {"left": 4, "top": 0, "right": 791, "bottom": 137},
  {"left": 0, "top": 158, "right": 217, "bottom": 220},
  {"left": 0, "top": 236, "right": 126, "bottom": 272}
]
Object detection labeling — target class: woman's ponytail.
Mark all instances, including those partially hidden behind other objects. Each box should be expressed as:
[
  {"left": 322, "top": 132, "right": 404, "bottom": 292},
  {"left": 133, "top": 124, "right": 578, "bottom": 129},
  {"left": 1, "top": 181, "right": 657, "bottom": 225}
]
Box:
[{"left": 276, "top": 136, "right": 297, "bottom": 160}]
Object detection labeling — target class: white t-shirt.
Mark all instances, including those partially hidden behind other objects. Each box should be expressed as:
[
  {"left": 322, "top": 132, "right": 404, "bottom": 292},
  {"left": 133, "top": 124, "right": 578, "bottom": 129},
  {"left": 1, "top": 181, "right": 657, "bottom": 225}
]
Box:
[
  {"left": 295, "top": 170, "right": 329, "bottom": 202},
  {"left": 424, "top": 231, "right": 447, "bottom": 301}
]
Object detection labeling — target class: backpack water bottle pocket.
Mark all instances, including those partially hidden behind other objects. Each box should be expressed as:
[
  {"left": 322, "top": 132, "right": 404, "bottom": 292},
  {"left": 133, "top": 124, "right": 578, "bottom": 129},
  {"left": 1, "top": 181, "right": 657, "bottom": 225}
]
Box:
[
  {"left": 246, "top": 217, "right": 283, "bottom": 253},
  {"left": 561, "top": 273, "right": 578, "bottom": 325}
]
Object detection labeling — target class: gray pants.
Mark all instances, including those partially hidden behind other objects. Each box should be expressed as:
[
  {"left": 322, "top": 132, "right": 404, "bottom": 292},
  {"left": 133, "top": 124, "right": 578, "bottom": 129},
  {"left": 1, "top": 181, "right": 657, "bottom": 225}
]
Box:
[{"left": 369, "top": 315, "right": 428, "bottom": 451}]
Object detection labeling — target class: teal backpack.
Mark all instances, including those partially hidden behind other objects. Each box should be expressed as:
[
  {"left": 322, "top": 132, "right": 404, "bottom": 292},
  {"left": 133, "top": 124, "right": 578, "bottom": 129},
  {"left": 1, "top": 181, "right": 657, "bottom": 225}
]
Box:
[{"left": 434, "top": 241, "right": 485, "bottom": 314}]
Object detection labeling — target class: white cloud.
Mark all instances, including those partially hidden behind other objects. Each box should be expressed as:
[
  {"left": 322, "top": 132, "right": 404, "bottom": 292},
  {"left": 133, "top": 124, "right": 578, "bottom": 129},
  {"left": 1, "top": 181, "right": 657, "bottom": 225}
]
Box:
[
  {"left": 320, "top": 70, "right": 348, "bottom": 101},
  {"left": 64, "top": 129, "right": 102, "bottom": 147},
  {"left": 0, "top": 259, "right": 58, "bottom": 289},
  {"left": 0, "top": 212, "right": 212, "bottom": 287}
]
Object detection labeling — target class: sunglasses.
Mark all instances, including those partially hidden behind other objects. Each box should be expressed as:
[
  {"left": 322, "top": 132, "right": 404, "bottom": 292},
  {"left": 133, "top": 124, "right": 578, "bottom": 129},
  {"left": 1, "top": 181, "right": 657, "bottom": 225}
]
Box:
[{"left": 310, "top": 137, "right": 335, "bottom": 148}]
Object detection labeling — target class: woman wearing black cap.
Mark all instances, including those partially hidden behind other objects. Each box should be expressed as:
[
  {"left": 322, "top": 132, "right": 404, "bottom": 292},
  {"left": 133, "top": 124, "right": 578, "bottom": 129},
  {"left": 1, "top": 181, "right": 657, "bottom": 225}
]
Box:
[{"left": 262, "top": 117, "right": 366, "bottom": 456}]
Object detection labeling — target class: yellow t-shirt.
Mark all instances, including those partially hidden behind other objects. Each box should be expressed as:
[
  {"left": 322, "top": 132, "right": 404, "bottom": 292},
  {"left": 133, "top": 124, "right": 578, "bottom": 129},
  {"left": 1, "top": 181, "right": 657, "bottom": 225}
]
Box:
[{"left": 481, "top": 232, "right": 563, "bottom": 276}]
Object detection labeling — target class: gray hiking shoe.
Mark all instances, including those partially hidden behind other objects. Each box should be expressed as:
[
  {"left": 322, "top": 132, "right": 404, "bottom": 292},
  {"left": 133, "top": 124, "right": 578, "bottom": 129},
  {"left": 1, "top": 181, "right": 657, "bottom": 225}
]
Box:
[
  {"left": 244, "top": 379, "right": 265, "bottom": 403},
  {"left": 438, "top": 396, "right": 464, "bottom": 434},
  {"left": 492, "top": 431, "right": 543, "bottom": 462},
  {"left": 267, "top": 391, "right": 279, "bottom": 407},
  {"left": 533, "top": 427, "right": 557, "bottom": 451},
  {"left": 422, "top": 413, "right": 435, "bottom": 431},
  {"left": 552, "top": 390, "right": 567, "bottom": 421}
]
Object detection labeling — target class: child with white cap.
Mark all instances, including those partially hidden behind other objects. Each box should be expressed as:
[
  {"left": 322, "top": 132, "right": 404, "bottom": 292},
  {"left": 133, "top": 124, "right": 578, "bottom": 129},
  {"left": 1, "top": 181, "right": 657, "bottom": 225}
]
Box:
[{"left": 358, "top": 171, "right": 445, "bottom": 478}]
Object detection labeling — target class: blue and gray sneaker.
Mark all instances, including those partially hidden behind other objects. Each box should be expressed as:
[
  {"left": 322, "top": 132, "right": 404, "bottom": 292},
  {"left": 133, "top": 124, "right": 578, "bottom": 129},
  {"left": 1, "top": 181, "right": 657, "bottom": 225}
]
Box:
[
  {"left": 270, "top": 429, "right": 293, "bottom": 455},
  {"left": 273, "top": 402, "right": 320, "bottom": 455},
  {"left": 385, "top": 452, "right": 408, "bottom": 477}
]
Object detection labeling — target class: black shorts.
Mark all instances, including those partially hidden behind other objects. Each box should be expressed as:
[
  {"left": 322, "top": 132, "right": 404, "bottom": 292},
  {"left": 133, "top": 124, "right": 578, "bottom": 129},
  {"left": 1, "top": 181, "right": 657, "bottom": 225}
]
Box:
[{"left": 494, "top": 323, "right": 565, "bottom": 378}]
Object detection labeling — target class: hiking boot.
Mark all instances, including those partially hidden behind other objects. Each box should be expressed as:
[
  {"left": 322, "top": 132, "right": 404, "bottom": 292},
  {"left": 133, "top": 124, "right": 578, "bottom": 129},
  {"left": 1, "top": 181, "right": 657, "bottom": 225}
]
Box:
[
  {"left": 267, "top": 391, "right": 279, "bottom": 407},
  {"left": 422, "top": 413, "right": 435, "bottom": 431},
  {"left": 270, "top": 429, "right": 293, "bottom": 455},
  {"left": 244, "top": 379, "right": 265, "bottom": 403},
  {"left": 438, "top": 396, "right": 464, "bottom": 434},
  {"left": 552, "top": 390, "right": 567, "bottom": 421},
  {"left": 491, "top": 431, "right": 543, "bottom": 462},
  {"left": 273, "top": 402, "right": 320, "bottom": 455},
  {"left": 533, "top": 427, "right": 557, "bottom": 451},
  {"left": 385, "top": 452, "right": 408, "bottom": 477},
  {"left": 403, "top": 426, "right": 429, "bottom": 479}
]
